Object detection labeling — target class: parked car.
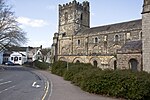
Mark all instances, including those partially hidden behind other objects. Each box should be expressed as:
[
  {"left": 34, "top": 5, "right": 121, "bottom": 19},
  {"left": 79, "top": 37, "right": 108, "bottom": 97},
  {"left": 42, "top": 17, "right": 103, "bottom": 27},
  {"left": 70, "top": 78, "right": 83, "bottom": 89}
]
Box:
[{"left": 5, "top": 61, "right": 14, "bottom": 65}]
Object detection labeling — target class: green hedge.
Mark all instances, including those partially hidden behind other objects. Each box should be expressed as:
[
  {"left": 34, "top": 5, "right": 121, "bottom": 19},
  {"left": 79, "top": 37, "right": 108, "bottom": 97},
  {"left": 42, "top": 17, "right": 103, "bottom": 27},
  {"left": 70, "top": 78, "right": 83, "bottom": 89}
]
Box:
[
  {"left": 51, "top": 61, "right": 67, "bottom": 76},
  {"left": 51, "top": 61, "right": 150, "bottom": 100},
  {"left": 34, "top": 60, "right": 49, "bottom": 70}
]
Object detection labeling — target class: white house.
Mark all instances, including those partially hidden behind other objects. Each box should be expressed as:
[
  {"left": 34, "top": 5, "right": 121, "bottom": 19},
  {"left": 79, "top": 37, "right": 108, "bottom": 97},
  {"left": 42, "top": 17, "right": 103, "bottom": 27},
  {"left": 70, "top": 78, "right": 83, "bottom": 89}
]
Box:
[
  {"left": 9, "top": 52, "right": 27, "bottom": 65},
  {"left": 32, "top": 47, "right": 43, "bottom": 62}
]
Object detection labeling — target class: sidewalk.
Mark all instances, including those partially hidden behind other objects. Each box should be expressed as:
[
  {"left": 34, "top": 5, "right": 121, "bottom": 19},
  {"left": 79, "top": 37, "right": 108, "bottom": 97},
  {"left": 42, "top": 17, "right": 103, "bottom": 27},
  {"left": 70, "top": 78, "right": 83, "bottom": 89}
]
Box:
[{"left": 40, "top": 71, "right": 122, "bottom": 100}]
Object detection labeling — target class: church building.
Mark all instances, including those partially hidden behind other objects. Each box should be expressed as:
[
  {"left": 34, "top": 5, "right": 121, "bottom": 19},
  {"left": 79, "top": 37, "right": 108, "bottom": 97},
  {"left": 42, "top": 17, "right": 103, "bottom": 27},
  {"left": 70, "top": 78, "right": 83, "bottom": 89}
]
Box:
[{"left": 51, "top": 0, "right": 150, "bottom": 72}]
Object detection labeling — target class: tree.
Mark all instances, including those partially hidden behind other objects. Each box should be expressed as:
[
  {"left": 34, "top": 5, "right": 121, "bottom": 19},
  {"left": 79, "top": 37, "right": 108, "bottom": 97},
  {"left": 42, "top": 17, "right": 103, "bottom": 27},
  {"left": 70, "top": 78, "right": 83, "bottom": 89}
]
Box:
[
  {"left": 41, "top": 48, "right": 51, "bottom": 62},
  {"left": 0, "top": 0, "right": 27, "bottom": 50}
]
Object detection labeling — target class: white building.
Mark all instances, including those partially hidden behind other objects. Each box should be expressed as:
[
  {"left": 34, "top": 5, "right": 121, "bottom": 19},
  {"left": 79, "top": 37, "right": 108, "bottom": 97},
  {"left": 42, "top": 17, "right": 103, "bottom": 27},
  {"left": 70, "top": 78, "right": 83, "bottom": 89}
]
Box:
[{"left": 9, "top": 52, "right": 27, "bottom": 65}]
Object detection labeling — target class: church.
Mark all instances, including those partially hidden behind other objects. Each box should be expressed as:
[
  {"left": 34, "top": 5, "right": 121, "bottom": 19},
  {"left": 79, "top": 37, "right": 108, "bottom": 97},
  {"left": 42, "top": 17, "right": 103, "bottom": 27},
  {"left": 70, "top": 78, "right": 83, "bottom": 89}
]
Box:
[{"left": 51, "top": 0, "right": 150, "bottom": 72}]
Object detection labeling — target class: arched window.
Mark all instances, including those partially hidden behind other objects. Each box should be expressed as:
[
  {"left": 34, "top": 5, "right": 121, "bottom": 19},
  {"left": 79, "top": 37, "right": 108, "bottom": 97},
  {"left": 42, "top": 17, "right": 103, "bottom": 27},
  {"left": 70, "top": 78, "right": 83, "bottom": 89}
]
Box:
[
  {"left": 114, "top": 35, "right": 119, "bottom": 44},
  {"left": 93, "top": 60, "right": 98, "bottom": 67},
  {"left": 114, "top": 60, "right": 117, "bottom": 70},
  {"left": 76, "top": 60, "right": 80, "bottom": 63},
  {"left": 94, "top": 37, "right": 98, "bottom": 43},
  {"left": 129, "top": 59, "right": 138, "bottom": 71}
]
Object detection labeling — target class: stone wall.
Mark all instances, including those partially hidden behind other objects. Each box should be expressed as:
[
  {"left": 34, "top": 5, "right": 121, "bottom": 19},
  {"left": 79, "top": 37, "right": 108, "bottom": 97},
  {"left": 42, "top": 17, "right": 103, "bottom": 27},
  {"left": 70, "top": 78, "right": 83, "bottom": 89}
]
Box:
[
  {"left": 117, "top": 53, "right": 142, "bottom": 71},
  {"left": 142, "top": 2, "right": 150, "bottom": 72}
]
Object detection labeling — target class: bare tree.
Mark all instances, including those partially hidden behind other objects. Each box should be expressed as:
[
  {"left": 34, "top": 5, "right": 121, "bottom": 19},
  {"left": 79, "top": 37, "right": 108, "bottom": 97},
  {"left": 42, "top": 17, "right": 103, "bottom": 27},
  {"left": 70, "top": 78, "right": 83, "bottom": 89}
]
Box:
[{"left": 0, "top": 0, "right": 27, "bottom": 50}]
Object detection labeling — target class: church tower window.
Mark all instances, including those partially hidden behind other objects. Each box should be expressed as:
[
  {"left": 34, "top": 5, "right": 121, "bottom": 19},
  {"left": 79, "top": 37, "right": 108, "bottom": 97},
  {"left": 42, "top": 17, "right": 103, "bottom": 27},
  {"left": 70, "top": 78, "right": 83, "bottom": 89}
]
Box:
[
  {"left": 65, "top": 12, "right": 68, "bottom": 22},
  {"left": 77, "top": 40, "right": 80, "bottom": 45},
  {"left": 80, "top": 13, "right": 83, "bottom": 20}
]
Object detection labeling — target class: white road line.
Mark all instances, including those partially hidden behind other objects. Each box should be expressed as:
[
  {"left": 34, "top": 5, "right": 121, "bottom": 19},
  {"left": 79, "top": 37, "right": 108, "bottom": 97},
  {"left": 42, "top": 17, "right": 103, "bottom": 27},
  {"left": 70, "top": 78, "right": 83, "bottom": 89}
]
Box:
[
  {"left": 0, "top": 85, "right": 15, "bottom": 94},
  {"left": 32, "top": 81, "right": 41, "bottom": 88},
  {"left": 0, "top": 81, "right": 12, "bottom": 86},
  {"left": 32, "top": 82, "right": 36, "bottom": 87}
]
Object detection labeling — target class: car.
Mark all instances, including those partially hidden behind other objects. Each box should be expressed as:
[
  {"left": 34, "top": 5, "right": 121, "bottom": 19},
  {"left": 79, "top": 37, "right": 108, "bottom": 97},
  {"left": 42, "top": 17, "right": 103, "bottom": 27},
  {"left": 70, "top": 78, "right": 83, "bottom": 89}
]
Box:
[{"left": 5, "top": 61, "right": 14, "bottom": 65}]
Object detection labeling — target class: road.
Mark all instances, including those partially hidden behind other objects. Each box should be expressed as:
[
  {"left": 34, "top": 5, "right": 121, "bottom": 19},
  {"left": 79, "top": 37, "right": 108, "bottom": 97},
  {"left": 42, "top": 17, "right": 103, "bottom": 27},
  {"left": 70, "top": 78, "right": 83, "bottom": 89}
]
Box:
[
  {"left": 0, "top": 65, "right": 121, "bottom": 100},
  {"left": 0, "top": 66, "right": 50, "bottom": 100}
]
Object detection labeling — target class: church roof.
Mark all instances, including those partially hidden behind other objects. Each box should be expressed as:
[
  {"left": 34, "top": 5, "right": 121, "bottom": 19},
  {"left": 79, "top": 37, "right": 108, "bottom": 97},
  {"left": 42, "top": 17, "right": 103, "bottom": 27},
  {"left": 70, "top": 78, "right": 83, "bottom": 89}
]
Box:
[
  {"left": 117, "top": 40, "right": 142, "bottom": 53},
  {"left": 76, "top": 19, "right": 142, "bottom": 35}
]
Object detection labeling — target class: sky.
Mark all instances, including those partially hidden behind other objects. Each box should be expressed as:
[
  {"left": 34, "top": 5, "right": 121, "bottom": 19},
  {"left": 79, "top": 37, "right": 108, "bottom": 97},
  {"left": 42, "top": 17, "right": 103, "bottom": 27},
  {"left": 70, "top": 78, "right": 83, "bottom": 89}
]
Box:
[{"left": 7, "top": 0, "right": 143, "bottom": 48}]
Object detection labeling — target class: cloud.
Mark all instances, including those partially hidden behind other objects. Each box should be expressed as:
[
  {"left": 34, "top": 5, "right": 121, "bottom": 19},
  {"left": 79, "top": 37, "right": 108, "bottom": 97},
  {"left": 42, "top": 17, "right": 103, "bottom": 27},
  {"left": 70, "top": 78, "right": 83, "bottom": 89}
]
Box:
[{"left": 17, "top": 17, "right": 49, "bottom": 27}]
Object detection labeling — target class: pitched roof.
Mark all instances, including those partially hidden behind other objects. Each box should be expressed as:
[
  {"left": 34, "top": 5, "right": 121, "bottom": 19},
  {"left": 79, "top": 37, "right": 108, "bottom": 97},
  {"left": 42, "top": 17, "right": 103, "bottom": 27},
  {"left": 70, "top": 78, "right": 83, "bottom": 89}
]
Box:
[
  {"left": 117, "top": 40, "right": 142, "bottom": 53},
  {"left": 76, "top": 19, "right": 142, "bottom": 35}
]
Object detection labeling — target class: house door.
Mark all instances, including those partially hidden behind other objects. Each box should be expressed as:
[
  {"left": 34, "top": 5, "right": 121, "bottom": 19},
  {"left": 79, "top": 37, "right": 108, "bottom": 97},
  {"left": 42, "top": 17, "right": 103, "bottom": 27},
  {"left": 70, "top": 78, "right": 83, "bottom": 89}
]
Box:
[{"left": 129, "top": 59, "right": 138, "bottom": 71}]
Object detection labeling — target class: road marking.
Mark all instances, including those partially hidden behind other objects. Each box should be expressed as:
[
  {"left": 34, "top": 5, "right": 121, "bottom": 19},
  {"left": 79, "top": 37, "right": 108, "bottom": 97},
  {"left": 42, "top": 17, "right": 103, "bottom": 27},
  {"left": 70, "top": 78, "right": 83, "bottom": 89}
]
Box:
[
  {"left": 0, "top": 81, "right": 12, "bottom": 86},
  {"left": 32, "top": 82, "right": 41, "bottom": 88},
  {"left": 42, "top": 81, "right": 50, "bottom": 100},
  {"left": 0, "top": 85, "right": 15, "bottom": 94},
  {"left": 49, "top": 80, "right": 53, "bottom": 99}
]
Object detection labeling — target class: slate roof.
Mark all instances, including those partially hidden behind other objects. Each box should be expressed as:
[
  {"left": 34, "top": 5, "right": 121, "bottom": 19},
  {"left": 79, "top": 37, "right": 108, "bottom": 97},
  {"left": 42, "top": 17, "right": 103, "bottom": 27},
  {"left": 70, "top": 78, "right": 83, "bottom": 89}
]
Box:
[
  {"left": 76, "top": 19, "right": 142, "bottom": 35},
  {"left": 117, "top": 40, "right": 142, "bottom": 53}
]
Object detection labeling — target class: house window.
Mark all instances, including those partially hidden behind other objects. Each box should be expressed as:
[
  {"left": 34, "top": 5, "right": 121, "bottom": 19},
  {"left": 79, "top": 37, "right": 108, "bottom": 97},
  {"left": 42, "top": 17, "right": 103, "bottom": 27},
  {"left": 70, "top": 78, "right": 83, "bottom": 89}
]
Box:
[
  {"left": 77, "top": 40, "right": 80, "bottom": 45},
  {"left": 19, "top": 57, "right": 21, "bottom": 60},
  {"left": 11, "top": 57, "right": 13, "bottom": 60}
]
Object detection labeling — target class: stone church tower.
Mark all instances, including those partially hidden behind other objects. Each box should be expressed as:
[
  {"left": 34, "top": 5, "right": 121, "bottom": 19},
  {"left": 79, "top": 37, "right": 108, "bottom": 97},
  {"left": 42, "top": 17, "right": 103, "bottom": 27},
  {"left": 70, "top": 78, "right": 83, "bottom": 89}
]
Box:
[
  {"left": 58, "top": 0, "right": 90, "bottom": 36},
  {"left": 142, "top": 0, "right": 150, "bottom": 72}
]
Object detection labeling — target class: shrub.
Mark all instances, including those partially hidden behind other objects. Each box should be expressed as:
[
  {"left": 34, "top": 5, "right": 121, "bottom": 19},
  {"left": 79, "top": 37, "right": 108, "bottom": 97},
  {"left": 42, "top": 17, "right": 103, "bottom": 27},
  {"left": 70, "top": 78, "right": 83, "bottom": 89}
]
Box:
[
  {"left": 51, "top": 61, "right": 67, "bottom": 76},
  {"left": 51, "top": 61, "right": 150, "bottom": 100},
  {"left": 63, "top": 63, "right": 93, "bottom": 81},
  {"left": 34, "top": 60, "right": 49, "bottom": 70}
]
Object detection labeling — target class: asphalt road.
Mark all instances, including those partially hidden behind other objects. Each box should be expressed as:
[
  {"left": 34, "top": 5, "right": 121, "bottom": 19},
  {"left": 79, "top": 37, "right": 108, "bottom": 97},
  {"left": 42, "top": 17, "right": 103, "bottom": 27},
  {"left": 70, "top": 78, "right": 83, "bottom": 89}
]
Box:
[
  {"left": 0, "top": 65, "right": 121, "bottom": 100},
  {"left": 0, "top": 65, "right": 50, "bottom": 100}
]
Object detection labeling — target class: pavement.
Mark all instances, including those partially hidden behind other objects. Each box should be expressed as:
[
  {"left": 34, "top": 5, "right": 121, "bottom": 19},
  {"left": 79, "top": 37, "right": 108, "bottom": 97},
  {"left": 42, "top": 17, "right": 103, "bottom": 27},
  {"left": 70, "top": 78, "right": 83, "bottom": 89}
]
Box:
[{"left": 40, "top": 71, "right": 123, "bottom": 100}]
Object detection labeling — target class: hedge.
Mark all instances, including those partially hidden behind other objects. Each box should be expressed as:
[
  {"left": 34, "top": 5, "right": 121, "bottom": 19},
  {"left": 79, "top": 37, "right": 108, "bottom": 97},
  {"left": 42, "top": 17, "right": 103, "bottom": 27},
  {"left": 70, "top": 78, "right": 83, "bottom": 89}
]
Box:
[
  {"left": 33, "top": 60, "right": 49, "bottom": 70},
  {"left": 51, "top": 61, "right": 150, "bottom": 100}
]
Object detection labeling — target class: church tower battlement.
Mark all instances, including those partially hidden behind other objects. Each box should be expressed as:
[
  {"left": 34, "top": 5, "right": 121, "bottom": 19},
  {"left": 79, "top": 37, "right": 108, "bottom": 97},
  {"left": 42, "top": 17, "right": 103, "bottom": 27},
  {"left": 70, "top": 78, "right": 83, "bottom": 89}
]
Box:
[{"left": 58, "top": 0, "right": 90, "bottom": 36}]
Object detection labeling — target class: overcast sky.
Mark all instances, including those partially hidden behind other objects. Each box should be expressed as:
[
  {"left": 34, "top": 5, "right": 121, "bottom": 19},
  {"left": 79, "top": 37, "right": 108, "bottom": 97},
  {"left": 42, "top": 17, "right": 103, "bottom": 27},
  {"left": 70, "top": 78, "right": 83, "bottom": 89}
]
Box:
[{"left": 7, "top": 0, "right": 143, "bottom": 48}]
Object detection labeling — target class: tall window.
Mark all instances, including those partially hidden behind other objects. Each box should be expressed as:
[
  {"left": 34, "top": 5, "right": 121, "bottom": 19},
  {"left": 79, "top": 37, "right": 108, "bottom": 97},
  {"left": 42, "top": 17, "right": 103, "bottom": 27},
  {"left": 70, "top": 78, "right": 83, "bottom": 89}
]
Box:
[
  {"left": 114, "top": 35, "right": 119, "bottom": 44},
  {"left": 139, "top": 31, "right": 142, "bottom": 40},
  {"left": 94, "top": 37, "right": 98, "bottom": 43},
  {"left": 65, "top": 12, "right": 68, "bottom": 22},
  {"left": 77, "top": 40, "right": 80, "bottom": 45},
  {"left": 104, "top": 35, "right": 107, "bottom": 41},
  {"left": 80, "top": 13, "right": 83, "bottom": 20}
]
